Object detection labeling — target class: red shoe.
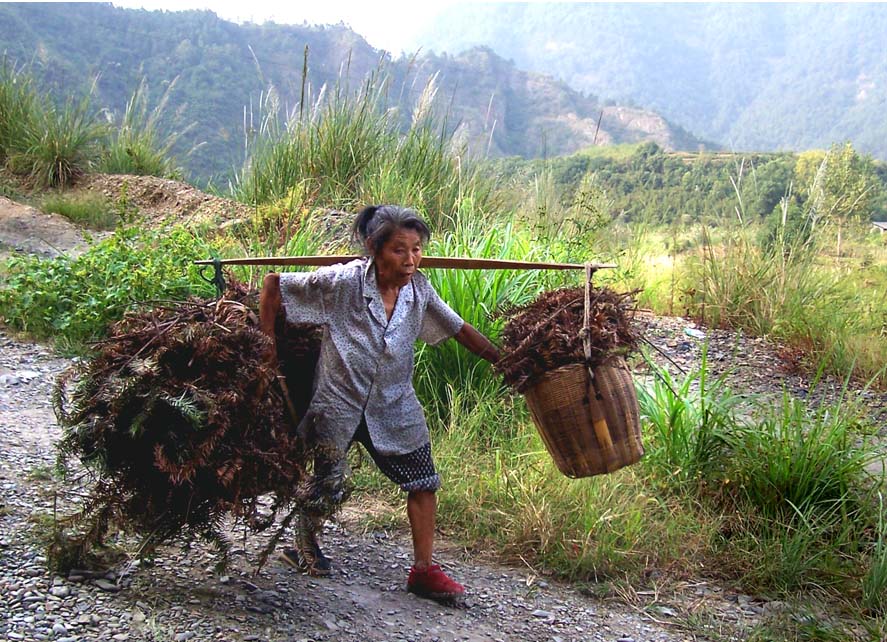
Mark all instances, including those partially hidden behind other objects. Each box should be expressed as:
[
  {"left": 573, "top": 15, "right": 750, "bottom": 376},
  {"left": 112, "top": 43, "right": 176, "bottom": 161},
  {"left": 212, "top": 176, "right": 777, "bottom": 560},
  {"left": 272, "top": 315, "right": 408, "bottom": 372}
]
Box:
[{"left": 407, "top": 564, "right": 465, "bottom": 602}]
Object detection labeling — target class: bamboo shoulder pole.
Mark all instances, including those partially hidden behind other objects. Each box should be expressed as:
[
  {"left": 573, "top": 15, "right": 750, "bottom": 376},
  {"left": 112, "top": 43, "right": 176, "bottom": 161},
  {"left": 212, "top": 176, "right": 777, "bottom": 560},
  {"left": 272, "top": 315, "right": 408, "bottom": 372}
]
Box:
[{"left": 194, "top": 255, "right": 616, "bottom": 271}]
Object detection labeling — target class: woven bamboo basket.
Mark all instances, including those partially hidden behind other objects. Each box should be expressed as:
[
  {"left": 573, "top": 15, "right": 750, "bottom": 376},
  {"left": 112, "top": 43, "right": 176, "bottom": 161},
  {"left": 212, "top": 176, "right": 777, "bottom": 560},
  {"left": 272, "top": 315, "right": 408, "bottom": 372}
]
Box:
[
  {"left": 523, "top": 356, "right": 643, "bottom": 478},
  {"left": 522, "top": 263, "right": 643, "bottom": 478}
]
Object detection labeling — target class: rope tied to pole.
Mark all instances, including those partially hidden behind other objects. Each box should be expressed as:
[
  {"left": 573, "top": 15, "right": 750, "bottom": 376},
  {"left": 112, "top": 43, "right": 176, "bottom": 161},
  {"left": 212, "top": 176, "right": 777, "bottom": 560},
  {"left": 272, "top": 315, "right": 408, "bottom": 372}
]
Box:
[
  {"left": 580, "top": 261, "right": 613, "bottom": 451},
  {"left": 198, "top": 257, "right": 226, "bottom": 298}
]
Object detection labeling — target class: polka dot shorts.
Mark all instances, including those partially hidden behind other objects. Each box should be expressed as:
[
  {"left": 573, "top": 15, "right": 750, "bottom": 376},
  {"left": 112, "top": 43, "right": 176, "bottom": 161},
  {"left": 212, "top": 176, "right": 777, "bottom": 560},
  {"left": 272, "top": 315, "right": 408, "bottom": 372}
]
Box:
[{"left": 352, "top": 421, "right": 441, "bottom": 492}]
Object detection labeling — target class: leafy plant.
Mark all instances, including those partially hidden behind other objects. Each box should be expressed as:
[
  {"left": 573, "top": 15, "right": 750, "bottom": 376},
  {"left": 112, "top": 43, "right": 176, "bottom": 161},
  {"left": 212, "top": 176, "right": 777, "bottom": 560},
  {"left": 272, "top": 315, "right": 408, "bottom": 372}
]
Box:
[{"left": 0, "top": 225, "right": 215, "bottom": 348}]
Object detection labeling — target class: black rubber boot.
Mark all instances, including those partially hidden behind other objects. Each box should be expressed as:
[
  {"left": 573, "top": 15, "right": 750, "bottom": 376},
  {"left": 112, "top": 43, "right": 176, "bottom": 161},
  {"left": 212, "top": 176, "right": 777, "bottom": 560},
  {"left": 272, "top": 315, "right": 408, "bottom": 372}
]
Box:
[{"left": 280, "top": 512, "right": 332, "bottom": 576}]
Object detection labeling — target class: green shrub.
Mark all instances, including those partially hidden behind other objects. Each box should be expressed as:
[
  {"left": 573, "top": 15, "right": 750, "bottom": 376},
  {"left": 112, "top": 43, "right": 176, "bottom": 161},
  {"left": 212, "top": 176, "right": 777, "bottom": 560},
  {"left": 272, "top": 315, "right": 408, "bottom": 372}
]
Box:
[
  {"left": 0, "top": 225, "right": 215, "bottom": 348},
  {"left": 6, "top": 90, "right": 105, "bottom": 188}
]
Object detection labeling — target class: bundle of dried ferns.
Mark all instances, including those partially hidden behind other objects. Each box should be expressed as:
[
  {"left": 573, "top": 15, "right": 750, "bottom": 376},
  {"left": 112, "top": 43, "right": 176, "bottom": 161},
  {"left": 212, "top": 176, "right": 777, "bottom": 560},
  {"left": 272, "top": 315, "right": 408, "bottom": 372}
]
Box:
[
  {"left": 52, "top": 282, "right": 323, "bottom": 570},
  {"left": 493, "top": 286, "right": 639, "bottom": 392}
]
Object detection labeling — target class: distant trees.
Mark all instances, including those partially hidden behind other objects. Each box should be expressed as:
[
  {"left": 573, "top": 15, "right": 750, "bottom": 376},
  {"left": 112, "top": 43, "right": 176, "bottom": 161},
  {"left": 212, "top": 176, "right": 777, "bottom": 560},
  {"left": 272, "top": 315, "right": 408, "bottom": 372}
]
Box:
[
  {"left": 795, "top": 142, "right": 880, "bottom": 255},
  {"left": 488, "top": 143, "right": 886, "bottom": 247}
]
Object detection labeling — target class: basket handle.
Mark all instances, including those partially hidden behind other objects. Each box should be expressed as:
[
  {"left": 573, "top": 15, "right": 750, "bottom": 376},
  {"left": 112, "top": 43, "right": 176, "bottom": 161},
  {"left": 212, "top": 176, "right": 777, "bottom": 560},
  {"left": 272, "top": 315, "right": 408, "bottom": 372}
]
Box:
[
  {"left": 582, "top": 263, "right": 593, "bottom": 364},
  {"left": 582, "top": 264, "right": 614, "bottom": 455}
]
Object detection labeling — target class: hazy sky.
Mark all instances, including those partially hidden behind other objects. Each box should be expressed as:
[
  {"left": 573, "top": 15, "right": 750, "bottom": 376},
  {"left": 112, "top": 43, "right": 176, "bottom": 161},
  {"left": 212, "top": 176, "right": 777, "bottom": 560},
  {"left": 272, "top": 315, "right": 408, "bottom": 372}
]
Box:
[{"left": 110, "top": 0, "right": 462, "bottom": 53}]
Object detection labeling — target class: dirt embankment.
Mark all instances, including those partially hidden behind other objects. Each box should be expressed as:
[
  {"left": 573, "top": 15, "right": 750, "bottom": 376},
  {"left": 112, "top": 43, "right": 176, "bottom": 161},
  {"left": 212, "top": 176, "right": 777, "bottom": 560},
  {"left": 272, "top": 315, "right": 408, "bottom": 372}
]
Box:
[
  {"left": 75, "top": 174, "right": 251, "bottom": 227},
  {"left": 0, "top": 173, "right": 251, "bottom": 261},
  {"left": 0, "top": 196, "right": 94, "bottom": 259}
]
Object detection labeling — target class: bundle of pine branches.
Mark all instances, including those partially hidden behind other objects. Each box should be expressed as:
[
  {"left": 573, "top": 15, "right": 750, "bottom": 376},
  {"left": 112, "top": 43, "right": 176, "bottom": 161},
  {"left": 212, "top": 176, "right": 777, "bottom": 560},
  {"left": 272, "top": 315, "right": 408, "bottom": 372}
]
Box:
[
  {"left": 494, "top": 286, "right": 639, "bottom": 392},
  {"left": 52, "top": 282, "right": 322, "bottom": 568}
]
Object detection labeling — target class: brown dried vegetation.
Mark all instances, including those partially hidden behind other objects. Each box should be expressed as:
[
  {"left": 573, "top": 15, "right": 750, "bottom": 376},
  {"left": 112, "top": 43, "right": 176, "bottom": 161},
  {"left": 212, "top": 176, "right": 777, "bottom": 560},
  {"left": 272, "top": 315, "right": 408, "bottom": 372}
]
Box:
[
  {"left": 494, "top": 286, "right": 639, "bottom": 392},
  {"left": 51, "top": 282, "right": 322, "bottom": 569}
]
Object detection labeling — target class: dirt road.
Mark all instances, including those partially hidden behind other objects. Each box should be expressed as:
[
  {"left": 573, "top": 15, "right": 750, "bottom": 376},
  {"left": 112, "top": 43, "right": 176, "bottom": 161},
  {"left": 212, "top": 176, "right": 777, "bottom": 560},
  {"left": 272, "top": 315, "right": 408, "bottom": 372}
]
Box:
[{"left": 0, "top": 329, "right": 728, "bottom": 642}]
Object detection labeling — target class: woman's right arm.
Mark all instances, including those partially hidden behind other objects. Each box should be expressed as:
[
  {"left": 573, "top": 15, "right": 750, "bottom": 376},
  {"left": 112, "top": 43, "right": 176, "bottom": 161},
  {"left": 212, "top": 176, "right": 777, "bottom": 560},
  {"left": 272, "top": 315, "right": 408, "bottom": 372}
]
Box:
[
  {"left": 259, "top": 268, "right": 337, "bottom": 358},
  {"left": 259, "top": 272, "right": 282, "bottom": 365}
]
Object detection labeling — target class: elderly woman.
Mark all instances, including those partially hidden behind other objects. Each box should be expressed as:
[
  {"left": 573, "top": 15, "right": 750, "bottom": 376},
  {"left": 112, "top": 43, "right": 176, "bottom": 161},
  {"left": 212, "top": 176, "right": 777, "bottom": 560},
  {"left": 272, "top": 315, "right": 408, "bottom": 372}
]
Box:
[{"left": 259, "top": 205, "right": 500, "bottom": 602}]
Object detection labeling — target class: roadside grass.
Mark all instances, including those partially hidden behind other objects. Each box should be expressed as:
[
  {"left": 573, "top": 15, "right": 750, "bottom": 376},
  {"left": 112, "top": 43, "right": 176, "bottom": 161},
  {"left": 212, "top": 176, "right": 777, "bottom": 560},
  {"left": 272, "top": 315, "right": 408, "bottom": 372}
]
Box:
[
  {"left": 725, "top": 389, "right": 874, "bottom": 523},
  {"left": 354, "top": 353, "right": 884, "bottom": 628},
  {"left": 747, "top": 612, "right": 853, "bottom": 642},
  {"left": 613, "top": 218, "right": 887, "bottom": 389},
  {"left": 862, "top": 493, "right": 887, "bottom": 616},
  {"left": 213, "top": 185, "right": 345, "bottom": 286},
  {"left": 40, "top": 192, "right": 117, "bottom": 230},
  {"left": 697, "top": 224, "right": 885, "bottom": 387},
  {"left": 635, "top": 351, "right": 739, "bottom": 489},
  {"left": 577, "top": 222, "right": 699, "bottom": 316}
]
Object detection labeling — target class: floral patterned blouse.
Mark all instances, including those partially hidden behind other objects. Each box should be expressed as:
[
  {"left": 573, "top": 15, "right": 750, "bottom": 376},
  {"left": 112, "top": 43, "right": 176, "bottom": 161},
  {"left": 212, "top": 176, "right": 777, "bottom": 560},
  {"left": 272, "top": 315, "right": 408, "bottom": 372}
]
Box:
[{"left": 279, "top": 258, "right": 464, "bottom": 456}]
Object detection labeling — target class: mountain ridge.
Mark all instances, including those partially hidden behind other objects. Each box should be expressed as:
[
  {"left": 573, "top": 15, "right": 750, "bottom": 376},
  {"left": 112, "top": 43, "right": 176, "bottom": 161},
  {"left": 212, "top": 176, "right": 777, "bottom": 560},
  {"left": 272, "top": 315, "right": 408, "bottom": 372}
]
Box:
[
  {"left": 413, "top": 3, "right": 887, "bottom": 161},
  {"left": 0, "top": 3, "right": 705, "bottom": 183}
]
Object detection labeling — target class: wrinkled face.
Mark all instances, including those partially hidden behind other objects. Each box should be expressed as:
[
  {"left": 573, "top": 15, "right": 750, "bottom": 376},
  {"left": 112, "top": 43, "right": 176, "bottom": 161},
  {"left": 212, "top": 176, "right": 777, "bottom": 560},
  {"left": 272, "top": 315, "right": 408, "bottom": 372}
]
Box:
[{"left": 371, "top": 228, "right": 423, "bottom": 288}]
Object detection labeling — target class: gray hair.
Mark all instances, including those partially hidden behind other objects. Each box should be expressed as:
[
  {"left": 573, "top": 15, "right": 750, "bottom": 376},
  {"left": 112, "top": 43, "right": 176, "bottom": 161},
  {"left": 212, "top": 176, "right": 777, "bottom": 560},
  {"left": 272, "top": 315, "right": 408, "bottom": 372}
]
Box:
[{"left": 351, "top": 205, "right": 431, "bottom": 255}]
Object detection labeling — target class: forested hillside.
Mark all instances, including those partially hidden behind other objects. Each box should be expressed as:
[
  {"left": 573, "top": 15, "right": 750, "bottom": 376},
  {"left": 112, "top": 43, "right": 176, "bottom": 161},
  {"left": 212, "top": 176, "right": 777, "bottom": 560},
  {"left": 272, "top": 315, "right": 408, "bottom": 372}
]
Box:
[
  {"left": 0, "top": 2, "right": 701, "bottom": 183},
  {"left": 488, "top": 143, "right": 887, "bottom": 226},
  {"left": 415, "top": 3, "right": 887, "bottom": 161}
]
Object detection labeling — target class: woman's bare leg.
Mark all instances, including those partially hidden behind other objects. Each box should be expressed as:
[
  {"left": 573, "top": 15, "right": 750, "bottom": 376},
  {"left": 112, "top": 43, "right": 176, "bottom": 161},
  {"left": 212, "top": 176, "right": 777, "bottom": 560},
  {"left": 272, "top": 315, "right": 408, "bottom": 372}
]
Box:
[
  {"left": 406, "top": 490, "right": 464, "bottom": 599},
  {"left": 407, "top": 490, "right": 436, "bottom": 568}
]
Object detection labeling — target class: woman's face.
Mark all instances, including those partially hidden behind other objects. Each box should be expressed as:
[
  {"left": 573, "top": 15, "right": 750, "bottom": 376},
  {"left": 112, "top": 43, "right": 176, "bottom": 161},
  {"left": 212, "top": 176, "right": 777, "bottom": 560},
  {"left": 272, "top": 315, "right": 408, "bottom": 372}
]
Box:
[{"left": 372, "top": 227, "right": 423, "bottom": 288}]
